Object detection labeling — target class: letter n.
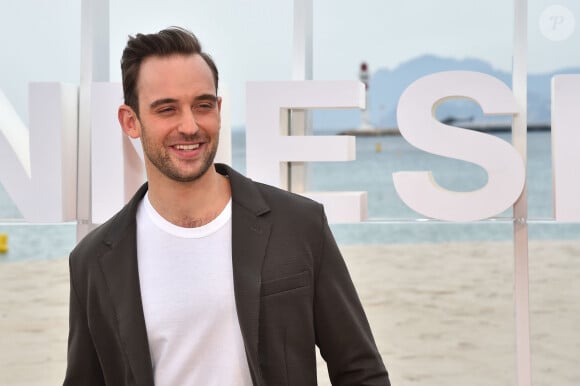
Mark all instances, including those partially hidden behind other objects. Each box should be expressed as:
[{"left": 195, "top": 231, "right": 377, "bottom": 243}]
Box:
[{"left": 0, "top": 83, "right": 77, "bottom": 222}]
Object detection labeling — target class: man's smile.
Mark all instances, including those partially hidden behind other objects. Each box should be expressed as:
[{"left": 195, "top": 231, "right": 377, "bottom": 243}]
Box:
[{"left": 173, "top": 144, "right": 201, "bottom": 151}]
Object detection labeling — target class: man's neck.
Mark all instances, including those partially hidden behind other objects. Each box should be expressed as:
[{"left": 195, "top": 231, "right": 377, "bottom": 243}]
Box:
[{"left": 146, "top": 166, "right": 231, "bottom": 228}]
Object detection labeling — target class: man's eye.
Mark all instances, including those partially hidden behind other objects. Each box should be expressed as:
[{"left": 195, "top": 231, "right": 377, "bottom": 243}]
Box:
[{"left": 158, "top": 107, "right": 175, "bottom": 114}]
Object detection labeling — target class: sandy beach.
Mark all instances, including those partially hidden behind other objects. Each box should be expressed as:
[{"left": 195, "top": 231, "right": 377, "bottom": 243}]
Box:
[{"left": 1, "top": 240, "right": 579, "bottom": 386}]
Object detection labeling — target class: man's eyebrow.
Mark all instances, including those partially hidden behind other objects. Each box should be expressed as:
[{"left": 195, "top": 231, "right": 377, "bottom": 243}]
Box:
[
  {"left": 148, "top": 94, "right": 218, "bottom": 110},
  {"left": 149, "top": 98, "right": 178, "bottom": 110},
  {"left": 194, "top": 94, "right": 219, "bottom": 102}
]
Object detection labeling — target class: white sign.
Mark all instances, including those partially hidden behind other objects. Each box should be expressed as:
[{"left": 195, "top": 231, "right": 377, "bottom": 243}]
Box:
[
  {"left": 1, "top": 71, "right": 579, "bottom": 224},
  {"left": 552, "top": 75, "right": 580, "bottom": 221},
  {"left": 0, "top": 83, "right": 77, "bottom": 222},
  {"left": 394, "top": 71, "right": 525, "bottom": 222},
  {"left": 246, "top": 81, "right": 367, "bottom": 223}
]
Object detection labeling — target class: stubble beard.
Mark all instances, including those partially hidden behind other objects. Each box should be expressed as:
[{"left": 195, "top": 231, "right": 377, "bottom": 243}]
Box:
[{"left": 140, "top": 123, "right": 218, "bottom": 183}]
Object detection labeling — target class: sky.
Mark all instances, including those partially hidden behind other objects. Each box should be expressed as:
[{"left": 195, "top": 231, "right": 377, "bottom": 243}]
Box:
[{"left": 0, "top": 0, "right": 578, "bottom": 127}]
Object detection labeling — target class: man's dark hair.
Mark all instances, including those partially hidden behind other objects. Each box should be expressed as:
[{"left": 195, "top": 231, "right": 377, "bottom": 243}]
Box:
[{"left": 120, "top": 27, "right": 219, "bottom": 114}]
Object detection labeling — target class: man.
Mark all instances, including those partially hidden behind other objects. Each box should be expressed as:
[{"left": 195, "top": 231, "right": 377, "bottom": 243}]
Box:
[{"left": 64, "top": 27, "right": 390, "bottom": 386}]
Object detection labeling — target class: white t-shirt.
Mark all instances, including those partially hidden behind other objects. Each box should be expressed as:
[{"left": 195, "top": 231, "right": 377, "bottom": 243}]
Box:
[{"left": 136, "top": 193, "right": 252, "bottom": 386}]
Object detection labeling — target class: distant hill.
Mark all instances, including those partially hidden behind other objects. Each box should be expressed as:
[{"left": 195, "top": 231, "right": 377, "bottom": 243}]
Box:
[{"left": 311, "top": 54, "right": 580, "bottom": 132}]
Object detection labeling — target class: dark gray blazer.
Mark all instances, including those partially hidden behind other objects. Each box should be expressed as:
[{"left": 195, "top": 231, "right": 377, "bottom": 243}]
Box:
[{"left": 64, "top": 164, "right": 390, "bottom": 386}]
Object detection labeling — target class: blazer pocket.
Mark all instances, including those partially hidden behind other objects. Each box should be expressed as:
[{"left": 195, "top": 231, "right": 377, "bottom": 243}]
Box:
[{"left": 261, "top": 270, "right": 310, "bottom": 297}]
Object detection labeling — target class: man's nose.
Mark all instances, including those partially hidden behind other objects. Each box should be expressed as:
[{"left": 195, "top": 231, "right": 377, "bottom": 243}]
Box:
[{"left": 177, "top": 109, "right": 199, "bottom": 134}]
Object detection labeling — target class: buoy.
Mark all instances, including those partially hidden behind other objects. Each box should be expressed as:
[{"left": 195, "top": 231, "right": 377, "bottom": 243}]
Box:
[
  {"left": 0, "top": 233, "right": 7, "bottom": 253},
  {"left": 375, "top": 142, "right": 382, "bottom": 152}
]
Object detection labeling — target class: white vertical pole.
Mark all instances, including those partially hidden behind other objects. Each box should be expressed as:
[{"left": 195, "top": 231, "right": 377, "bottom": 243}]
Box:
[
  {"left": 293, "top": 0, "right": 313, "bottom": 82},
  {"left": 77, "top": 0, "right": 109, "bottom": 241},
  {"left": 512, "top": 0, "right": 531, "bottom": 385},
  {"left": 290, "top": 0, "right": 313, "bottom": 193}
]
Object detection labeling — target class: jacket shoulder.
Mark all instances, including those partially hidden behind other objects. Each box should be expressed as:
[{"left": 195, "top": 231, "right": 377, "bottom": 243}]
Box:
[
  {"left": 221, "top": 163, "right": 325, "bottom": 223},
  {"left": 69, "top": 183, "right": 147, "bottom": 268},
  {"left": 256, "top": 181, "right": 321, "bottom": 209}
]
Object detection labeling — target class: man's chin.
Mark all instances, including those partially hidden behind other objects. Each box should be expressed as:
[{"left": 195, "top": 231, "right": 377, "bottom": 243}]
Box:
[{"left": 167, "top": 164, "right": 215, "bottom": 183}]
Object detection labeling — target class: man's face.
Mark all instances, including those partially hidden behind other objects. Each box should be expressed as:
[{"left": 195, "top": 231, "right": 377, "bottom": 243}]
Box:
[{"left": 132, "top": 54, "right": 221, "bottom": 183}]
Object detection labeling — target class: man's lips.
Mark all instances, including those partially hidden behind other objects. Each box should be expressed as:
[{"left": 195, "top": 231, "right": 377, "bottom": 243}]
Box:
[{"left": 173, "top": 143, "right": 201, "bottom": 151}]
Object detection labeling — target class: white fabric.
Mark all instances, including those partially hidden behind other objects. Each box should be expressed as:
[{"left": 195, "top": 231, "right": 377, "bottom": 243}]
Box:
[{"left": 136, "top": 193, "right": 252, "bottom": 386}]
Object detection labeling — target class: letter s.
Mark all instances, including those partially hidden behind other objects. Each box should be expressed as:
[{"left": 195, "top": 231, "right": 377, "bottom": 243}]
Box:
[{"left": 393, "top": 71, "right": 525, "bottom": 221}]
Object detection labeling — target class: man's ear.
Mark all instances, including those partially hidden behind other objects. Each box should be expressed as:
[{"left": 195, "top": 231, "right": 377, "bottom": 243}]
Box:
[{"left": 118, "top": 105, "right": 141, "bottom": 138}]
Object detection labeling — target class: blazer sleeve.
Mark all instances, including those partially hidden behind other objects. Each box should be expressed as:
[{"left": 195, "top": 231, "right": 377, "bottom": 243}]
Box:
[
  {"left": 313, "top": 212, "right": 390, "bottom": 386},
  {"left": 63, "top": 257, "right": 106, "bottom": 386}
]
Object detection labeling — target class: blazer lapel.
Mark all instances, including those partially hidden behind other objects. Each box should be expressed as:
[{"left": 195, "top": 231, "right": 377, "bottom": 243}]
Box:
[
  {"left": 232, "top": 204, "right": 270, "bottom": 385},
  {"left": 99, "top": 184, "right": 155, "bottom": 386},
  {"left": 219, "top": 164, "right": 271, "bottom": 386}
]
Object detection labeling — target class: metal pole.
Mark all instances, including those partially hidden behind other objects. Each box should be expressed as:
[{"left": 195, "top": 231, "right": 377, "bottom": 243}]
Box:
[
  {"left": 512, "top": 0, "right": 531, "bottom": 385},
  {"left": 77, "top": 0, "right": 109, "bottom": 241},
  {"left": 290, "top": 0, "right": 313, "bottom": 193}
]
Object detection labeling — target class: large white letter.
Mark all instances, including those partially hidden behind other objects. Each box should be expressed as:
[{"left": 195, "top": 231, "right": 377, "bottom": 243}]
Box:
[
  {"left": 246, "top": 81, "right": 367, "bottom": 223},
  {"left": 0, "top": 83, "right": 77, "bottom": 222},
  {"left": 552, "top": 74, "right": 580, "bottom": 222},
  {"left": 394, "top": 71, "right": 525, "bottom": 221}
]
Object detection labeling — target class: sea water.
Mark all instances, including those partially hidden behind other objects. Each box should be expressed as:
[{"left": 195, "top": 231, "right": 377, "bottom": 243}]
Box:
[{"left": 1, "top": 130, "right": 579, "bottom": 262}]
